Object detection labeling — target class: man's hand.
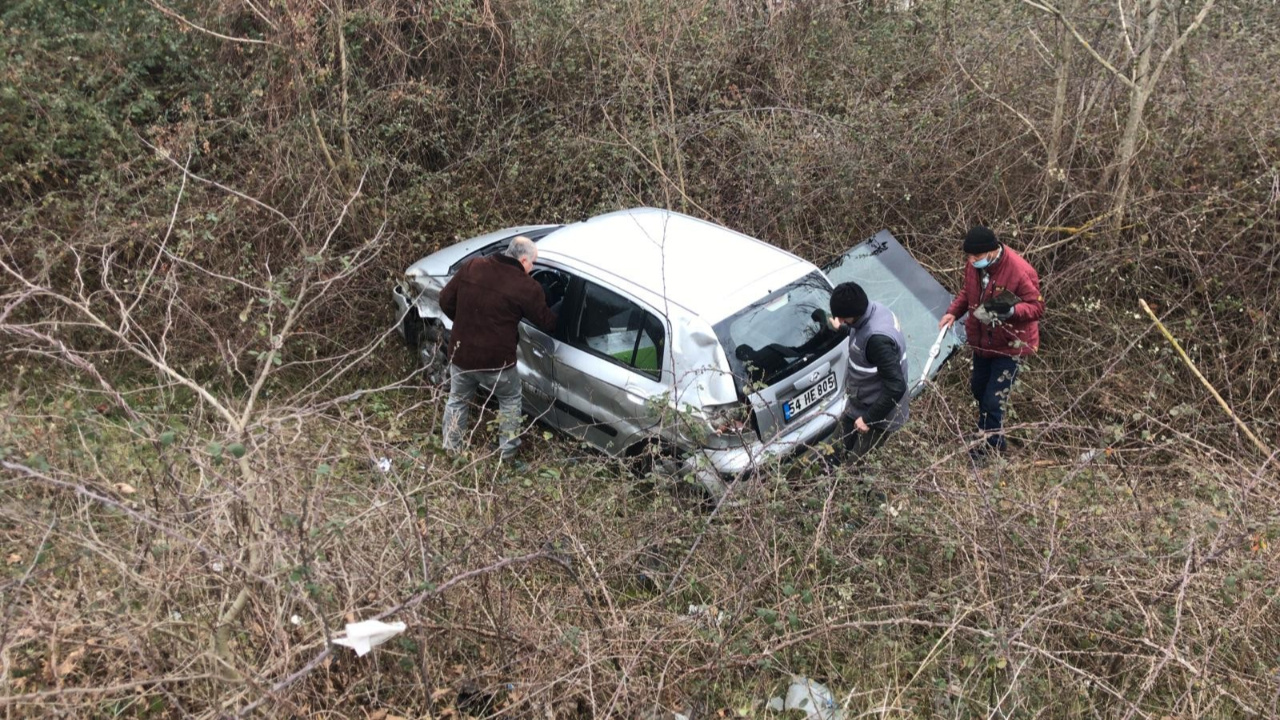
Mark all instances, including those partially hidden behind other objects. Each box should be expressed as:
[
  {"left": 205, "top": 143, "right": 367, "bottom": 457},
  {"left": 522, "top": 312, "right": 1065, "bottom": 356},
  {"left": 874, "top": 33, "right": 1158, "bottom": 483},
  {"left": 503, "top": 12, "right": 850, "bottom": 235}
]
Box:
[
  {"left": 939, "top": 313, "right": 956, "bottom": 330},
  {"left": 828, "top": 316, "right": 842, "bottom": 331},
  {"left": 972, "top": 306, "right": 999, "bottom": 326},
  {"left": 854, "top": 416, "right": 870, "bottom": 434}
]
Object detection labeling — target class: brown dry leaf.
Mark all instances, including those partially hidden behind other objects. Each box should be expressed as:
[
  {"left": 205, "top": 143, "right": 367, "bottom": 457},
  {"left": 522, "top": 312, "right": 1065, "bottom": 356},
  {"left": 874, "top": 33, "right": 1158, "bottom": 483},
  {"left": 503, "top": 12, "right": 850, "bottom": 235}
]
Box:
[
  {"left": 56, "top": 648, "right": 86, "bottom": 677},
  {"left": 113, "top": 482, "right": 137, "bottom": 495},
  {"left": 431, "top": 687, "right": 454, "bottom": 701},
  {"left": 6, "top": 553, "right": 21, "bottom": 565},
  {"left": 366, "top": 710, "right": 388, "bottom": 720}
]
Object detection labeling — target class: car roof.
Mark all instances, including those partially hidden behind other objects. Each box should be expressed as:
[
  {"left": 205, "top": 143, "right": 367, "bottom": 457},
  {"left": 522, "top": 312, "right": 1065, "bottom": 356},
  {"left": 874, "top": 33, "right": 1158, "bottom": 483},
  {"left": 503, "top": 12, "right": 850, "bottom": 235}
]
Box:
[{"left": 536, "top": 208, "right": 816, "bottom": 324}]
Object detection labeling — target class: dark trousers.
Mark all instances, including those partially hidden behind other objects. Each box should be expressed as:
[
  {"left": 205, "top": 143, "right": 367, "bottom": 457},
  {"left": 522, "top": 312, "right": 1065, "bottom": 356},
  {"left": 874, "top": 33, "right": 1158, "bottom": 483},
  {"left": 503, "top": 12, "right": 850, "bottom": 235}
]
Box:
[
  {"left": 838, "top": 415, "right": 890, "bottom": 465},
  {"left": 970, "top": 355, "right": 1021, "bottom": 451}
]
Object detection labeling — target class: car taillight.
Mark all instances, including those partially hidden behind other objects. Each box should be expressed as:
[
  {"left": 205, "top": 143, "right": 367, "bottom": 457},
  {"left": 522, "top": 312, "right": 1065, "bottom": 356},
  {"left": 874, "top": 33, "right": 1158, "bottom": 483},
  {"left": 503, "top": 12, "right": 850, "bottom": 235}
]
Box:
[{"left": 704, "top": 402, "right": 751, "bottom": 436}]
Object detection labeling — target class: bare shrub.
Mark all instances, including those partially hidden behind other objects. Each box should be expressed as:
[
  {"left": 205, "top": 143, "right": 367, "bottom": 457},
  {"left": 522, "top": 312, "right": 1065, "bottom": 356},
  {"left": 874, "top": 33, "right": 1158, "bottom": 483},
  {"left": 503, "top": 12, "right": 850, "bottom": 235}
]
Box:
[{"left": 1, "top": 0, "right": 1278, "bottom": 716}]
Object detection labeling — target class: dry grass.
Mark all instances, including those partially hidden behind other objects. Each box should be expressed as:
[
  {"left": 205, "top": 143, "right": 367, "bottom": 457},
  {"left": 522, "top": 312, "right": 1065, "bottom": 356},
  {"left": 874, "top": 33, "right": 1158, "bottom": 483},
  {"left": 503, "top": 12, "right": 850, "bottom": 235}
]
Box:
[
  {"left": 1, "top": 1, "right": 1277, "bottom": 716},
  {"left": 1, "top": 298, "right": 1276, "bottom": 717}
]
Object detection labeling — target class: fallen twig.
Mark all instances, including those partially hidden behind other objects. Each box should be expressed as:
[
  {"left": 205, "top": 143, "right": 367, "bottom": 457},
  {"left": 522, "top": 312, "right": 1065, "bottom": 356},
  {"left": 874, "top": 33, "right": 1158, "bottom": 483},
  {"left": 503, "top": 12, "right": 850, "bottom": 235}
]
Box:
[{"left": 1139, "top": 298, "right": 1276, "bottom": 467}]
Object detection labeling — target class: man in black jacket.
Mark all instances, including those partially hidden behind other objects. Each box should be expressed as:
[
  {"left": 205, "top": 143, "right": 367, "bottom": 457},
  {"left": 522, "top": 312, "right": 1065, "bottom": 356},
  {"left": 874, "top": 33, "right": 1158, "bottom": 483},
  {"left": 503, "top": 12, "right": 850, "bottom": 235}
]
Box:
[
  {"left": 828, "top": 282, "right": 910, "bottom": 463},
  {"left": 438, "top": 236, "right": 557, "bottom": 459}
]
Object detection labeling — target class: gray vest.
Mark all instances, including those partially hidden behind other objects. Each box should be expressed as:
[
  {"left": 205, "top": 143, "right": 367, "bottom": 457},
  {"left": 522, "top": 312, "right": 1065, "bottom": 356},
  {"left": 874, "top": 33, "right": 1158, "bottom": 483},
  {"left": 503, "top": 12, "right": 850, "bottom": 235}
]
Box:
[{"left": 844, "top": 301, "right": 910, "bottom": 431}]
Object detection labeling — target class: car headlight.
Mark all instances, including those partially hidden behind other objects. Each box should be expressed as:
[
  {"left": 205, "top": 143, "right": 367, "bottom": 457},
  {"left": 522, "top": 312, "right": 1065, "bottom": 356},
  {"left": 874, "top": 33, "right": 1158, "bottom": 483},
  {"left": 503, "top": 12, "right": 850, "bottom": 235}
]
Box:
[
  {"left": 403, "top": 271, "right": 445, "bottom": 300},
  {"left": 404, "top": 268, "right": 427, "bottom": 290}
]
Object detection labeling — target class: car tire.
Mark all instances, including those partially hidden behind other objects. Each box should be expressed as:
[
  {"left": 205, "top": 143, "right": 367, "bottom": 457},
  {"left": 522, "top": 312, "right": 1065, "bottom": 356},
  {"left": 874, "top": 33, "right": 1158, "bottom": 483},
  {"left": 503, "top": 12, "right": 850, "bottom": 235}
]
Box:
[
  {"left": 628, "top": 439, "right": 686, "bottom": 480},
  {"left": 403, "top": 310, "right": 448, "bottom": 384}
]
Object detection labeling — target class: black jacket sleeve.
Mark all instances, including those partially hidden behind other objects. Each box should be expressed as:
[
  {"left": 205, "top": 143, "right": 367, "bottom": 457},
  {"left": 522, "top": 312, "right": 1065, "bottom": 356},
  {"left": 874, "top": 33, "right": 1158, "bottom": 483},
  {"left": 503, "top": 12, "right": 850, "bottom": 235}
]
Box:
[
  {"left": 863, "top": 334, "right": 907, "bottom": 425},
  {"left": 521, "top": 279, "right": 558, "bottom": 333}
]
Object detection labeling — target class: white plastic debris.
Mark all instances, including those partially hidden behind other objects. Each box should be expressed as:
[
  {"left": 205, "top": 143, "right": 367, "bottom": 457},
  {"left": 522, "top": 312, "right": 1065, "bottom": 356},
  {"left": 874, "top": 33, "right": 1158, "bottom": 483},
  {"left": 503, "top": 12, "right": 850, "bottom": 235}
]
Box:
[
  {"left": 290, "top": 614, "right": 302, "bottom": 626},
  {"left": 769, "top": 676, "right": 844, "bottom": 720},
  {"left": 1078, "top": 448, "right": 1103, "bottom": 464},
  {"left": 374, "top": 457, "right": 392, "bottom": 473},
  {"left": 332, "top": 619, "right": 406, "bottom": 656},
  {"left": 686, "top": 604, "right": 728, "bottom": 627}
]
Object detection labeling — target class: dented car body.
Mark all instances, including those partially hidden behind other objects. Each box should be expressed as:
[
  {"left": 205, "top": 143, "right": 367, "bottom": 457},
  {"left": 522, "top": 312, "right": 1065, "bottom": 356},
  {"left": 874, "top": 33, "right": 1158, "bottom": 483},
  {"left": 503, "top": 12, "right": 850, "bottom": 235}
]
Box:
[{"left": 393, "top": 208, "right": 957, "bottom": 495}]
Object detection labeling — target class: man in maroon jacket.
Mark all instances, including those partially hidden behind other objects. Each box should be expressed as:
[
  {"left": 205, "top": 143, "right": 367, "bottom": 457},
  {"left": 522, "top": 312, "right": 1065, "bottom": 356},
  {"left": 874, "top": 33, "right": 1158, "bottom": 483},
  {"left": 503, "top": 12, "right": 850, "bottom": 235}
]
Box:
[
  {"left": 439, "top": 236, "right": 558, "bottom": 460},
  {"left": 939, "top": 226, "right": 1044, "bottom": 461}
]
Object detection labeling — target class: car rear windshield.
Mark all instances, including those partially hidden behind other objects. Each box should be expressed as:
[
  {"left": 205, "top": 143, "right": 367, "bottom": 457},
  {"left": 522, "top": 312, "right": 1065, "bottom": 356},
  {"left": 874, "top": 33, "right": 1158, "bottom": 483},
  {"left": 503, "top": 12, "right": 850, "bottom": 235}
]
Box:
[{"left": 714, "top": 271, "right": 843, "bottom": 390}]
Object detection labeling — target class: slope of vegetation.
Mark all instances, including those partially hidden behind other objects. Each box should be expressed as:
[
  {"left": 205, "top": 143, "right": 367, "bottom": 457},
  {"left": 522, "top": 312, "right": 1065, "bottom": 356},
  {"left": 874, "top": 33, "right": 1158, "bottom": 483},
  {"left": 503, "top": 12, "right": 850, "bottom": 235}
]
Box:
[{"left": 1, "top": 0, "right": 1277, "bottom": 716}]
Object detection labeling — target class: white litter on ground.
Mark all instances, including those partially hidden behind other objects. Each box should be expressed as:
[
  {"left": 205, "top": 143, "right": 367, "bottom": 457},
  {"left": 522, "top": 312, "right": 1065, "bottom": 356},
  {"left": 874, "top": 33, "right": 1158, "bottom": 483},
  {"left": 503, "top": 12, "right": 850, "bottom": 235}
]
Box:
[
  {"left": 768, "top": 676, "right": 845, "bottom": 720},
  {"left": 332, "top": 619, "right": 407, "bottom": 656}
]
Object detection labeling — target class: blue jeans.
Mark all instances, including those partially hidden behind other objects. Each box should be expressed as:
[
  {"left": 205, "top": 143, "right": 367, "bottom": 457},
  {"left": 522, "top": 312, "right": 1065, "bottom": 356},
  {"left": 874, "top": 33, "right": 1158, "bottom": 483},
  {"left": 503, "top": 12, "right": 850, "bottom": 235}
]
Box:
[
  {"left": 442, "top": 364, "right": 523, "bottom": 457},
  {"left": 971, "top": 356, "right": 1021, "bottom": 451}
]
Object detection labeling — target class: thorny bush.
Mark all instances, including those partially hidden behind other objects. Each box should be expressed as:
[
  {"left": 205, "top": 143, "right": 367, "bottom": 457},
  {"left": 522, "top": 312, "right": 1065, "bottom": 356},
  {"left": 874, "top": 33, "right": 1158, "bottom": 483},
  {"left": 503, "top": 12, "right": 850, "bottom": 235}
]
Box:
[{"left": 1, "top": 0, "right": 1277, "bottom": 716}]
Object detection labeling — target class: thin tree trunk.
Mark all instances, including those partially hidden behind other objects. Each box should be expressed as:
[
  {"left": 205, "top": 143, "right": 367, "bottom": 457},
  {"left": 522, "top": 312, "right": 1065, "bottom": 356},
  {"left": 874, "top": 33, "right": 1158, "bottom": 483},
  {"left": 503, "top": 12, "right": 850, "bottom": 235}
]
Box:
[
  {"left": 1112, "top": 0, "right": 1159, "bottom": 219},
  {"left": 336, "top": 0, "right": 353, "bottom": 166},
  {"left": 1047, "top": 14, "right": 1071, "bottom": 182}
]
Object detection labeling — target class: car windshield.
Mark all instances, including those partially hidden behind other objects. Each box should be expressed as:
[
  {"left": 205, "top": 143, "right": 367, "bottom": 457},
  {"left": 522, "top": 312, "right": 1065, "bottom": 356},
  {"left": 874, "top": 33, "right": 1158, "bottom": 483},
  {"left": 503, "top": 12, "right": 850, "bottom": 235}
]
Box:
[
  {"left": 446, "top": 226, "right": 562, "bottom": 274},
  {"left": 714, "top": 271, "right": 843, "bottom": 389}
]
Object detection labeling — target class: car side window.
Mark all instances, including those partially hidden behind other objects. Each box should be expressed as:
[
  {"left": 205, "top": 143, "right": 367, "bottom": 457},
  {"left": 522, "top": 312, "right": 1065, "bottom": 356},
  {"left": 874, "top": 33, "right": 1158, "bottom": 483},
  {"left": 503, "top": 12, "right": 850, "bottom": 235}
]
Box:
[
  {"left": 573, "top": 282, "right": 664, "bottom": 379},
  {"left": 531, "top": 267, "right": 570, "bottom": 315}
]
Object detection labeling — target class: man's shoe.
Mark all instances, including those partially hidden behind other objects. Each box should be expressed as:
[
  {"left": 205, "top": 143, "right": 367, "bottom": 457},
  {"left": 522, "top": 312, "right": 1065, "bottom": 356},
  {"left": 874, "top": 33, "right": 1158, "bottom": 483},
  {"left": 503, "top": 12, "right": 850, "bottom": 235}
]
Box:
[
  {"left": 499, "top": 452, "right": 526, "bottom": 472},
  {"left": 860, "top": 485, "right": 887, "bottom": 508},
  {"left": 968, "top": 445, "right": 990, "bottom": 467}
]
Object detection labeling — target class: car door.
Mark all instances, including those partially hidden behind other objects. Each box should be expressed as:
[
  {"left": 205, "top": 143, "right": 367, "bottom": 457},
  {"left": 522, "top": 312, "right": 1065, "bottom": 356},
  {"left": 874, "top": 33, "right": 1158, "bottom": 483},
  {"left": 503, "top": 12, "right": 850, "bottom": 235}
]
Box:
[
  {"left": 552, "top": 278, "right": 669, "bottom": 455},
  {"left": 517, "top": 266, "right": 573, "bottom": 428},
  {"left": 822, "top": 230, "right": 960, "bottom": 393}
]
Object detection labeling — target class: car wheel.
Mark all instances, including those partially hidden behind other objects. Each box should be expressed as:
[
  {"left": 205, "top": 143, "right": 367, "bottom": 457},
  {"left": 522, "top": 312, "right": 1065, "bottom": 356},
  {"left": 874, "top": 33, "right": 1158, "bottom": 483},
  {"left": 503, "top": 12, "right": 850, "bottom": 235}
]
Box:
[
  {"left": 403, "top": 310, "right": 448, "bottom": 383},
  {"left": 628, "top": 439, "right": 686, "bottom": 479},
  {"left": 628, "top": 441, "right": 727, "bottom": 511}
]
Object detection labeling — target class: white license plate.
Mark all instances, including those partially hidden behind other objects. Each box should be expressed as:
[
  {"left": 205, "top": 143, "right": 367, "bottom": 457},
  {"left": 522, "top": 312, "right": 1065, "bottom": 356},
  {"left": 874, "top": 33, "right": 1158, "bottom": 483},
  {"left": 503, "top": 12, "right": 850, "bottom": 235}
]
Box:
[{"left": 783, "top": 372, "right": 837, "bottom": 422}]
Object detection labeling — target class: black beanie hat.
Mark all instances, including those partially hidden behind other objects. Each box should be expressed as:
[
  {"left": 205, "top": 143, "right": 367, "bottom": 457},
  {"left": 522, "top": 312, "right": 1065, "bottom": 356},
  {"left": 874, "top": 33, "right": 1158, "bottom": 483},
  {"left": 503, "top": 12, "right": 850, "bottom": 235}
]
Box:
[
  {"left": 963, "top": 226, "right": 1000, "bottom": 254},
  {"left": 830, "top": 282, "right": 869, "bottom": 320}
]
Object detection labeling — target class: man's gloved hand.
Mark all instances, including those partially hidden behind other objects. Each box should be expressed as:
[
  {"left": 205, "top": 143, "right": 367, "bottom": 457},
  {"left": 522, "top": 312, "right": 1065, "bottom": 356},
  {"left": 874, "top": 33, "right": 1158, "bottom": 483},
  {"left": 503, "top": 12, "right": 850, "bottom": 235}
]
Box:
[
  {"left": 973, "top": 305, "right": 999, "bottom": 326},
  {"left": 983, "top": 290, "right": 1019, "bottom": 323},
  {"left": 985, "top": 302, "right": 1015, "bottom": 322}
]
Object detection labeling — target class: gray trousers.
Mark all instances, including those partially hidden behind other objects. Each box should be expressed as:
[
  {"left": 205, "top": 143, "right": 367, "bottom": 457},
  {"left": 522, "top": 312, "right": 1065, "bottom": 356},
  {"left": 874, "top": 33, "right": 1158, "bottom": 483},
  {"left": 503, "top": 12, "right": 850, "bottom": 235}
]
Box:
[{"left": 442, "top": 364, "right": 522, "bottom": 456}]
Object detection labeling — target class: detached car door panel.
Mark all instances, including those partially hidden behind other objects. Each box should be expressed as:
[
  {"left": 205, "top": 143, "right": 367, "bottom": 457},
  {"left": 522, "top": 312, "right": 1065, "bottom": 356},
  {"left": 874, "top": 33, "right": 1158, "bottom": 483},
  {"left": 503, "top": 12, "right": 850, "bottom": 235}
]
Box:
[{"left": 823, "top": 230, "right": 959, "bottom": 393}]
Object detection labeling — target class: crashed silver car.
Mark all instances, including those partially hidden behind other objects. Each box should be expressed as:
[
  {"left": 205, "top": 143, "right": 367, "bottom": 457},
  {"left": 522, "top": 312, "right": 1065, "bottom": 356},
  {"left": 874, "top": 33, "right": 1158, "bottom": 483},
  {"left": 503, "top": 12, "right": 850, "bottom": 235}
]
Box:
[{"left": 393, "top": 208, "right": 957, "bottom": 495}]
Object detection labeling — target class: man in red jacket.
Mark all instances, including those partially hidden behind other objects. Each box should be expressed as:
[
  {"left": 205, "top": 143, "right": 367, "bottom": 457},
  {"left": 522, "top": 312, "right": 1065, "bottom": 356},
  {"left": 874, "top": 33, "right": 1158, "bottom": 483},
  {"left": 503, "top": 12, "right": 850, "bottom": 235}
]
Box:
[
  {"left": 939, "top": 226, "right": 1044, "bottom": 461},
  {"left": 439, "top": 236, "right": 558, "bottom": 460}
]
